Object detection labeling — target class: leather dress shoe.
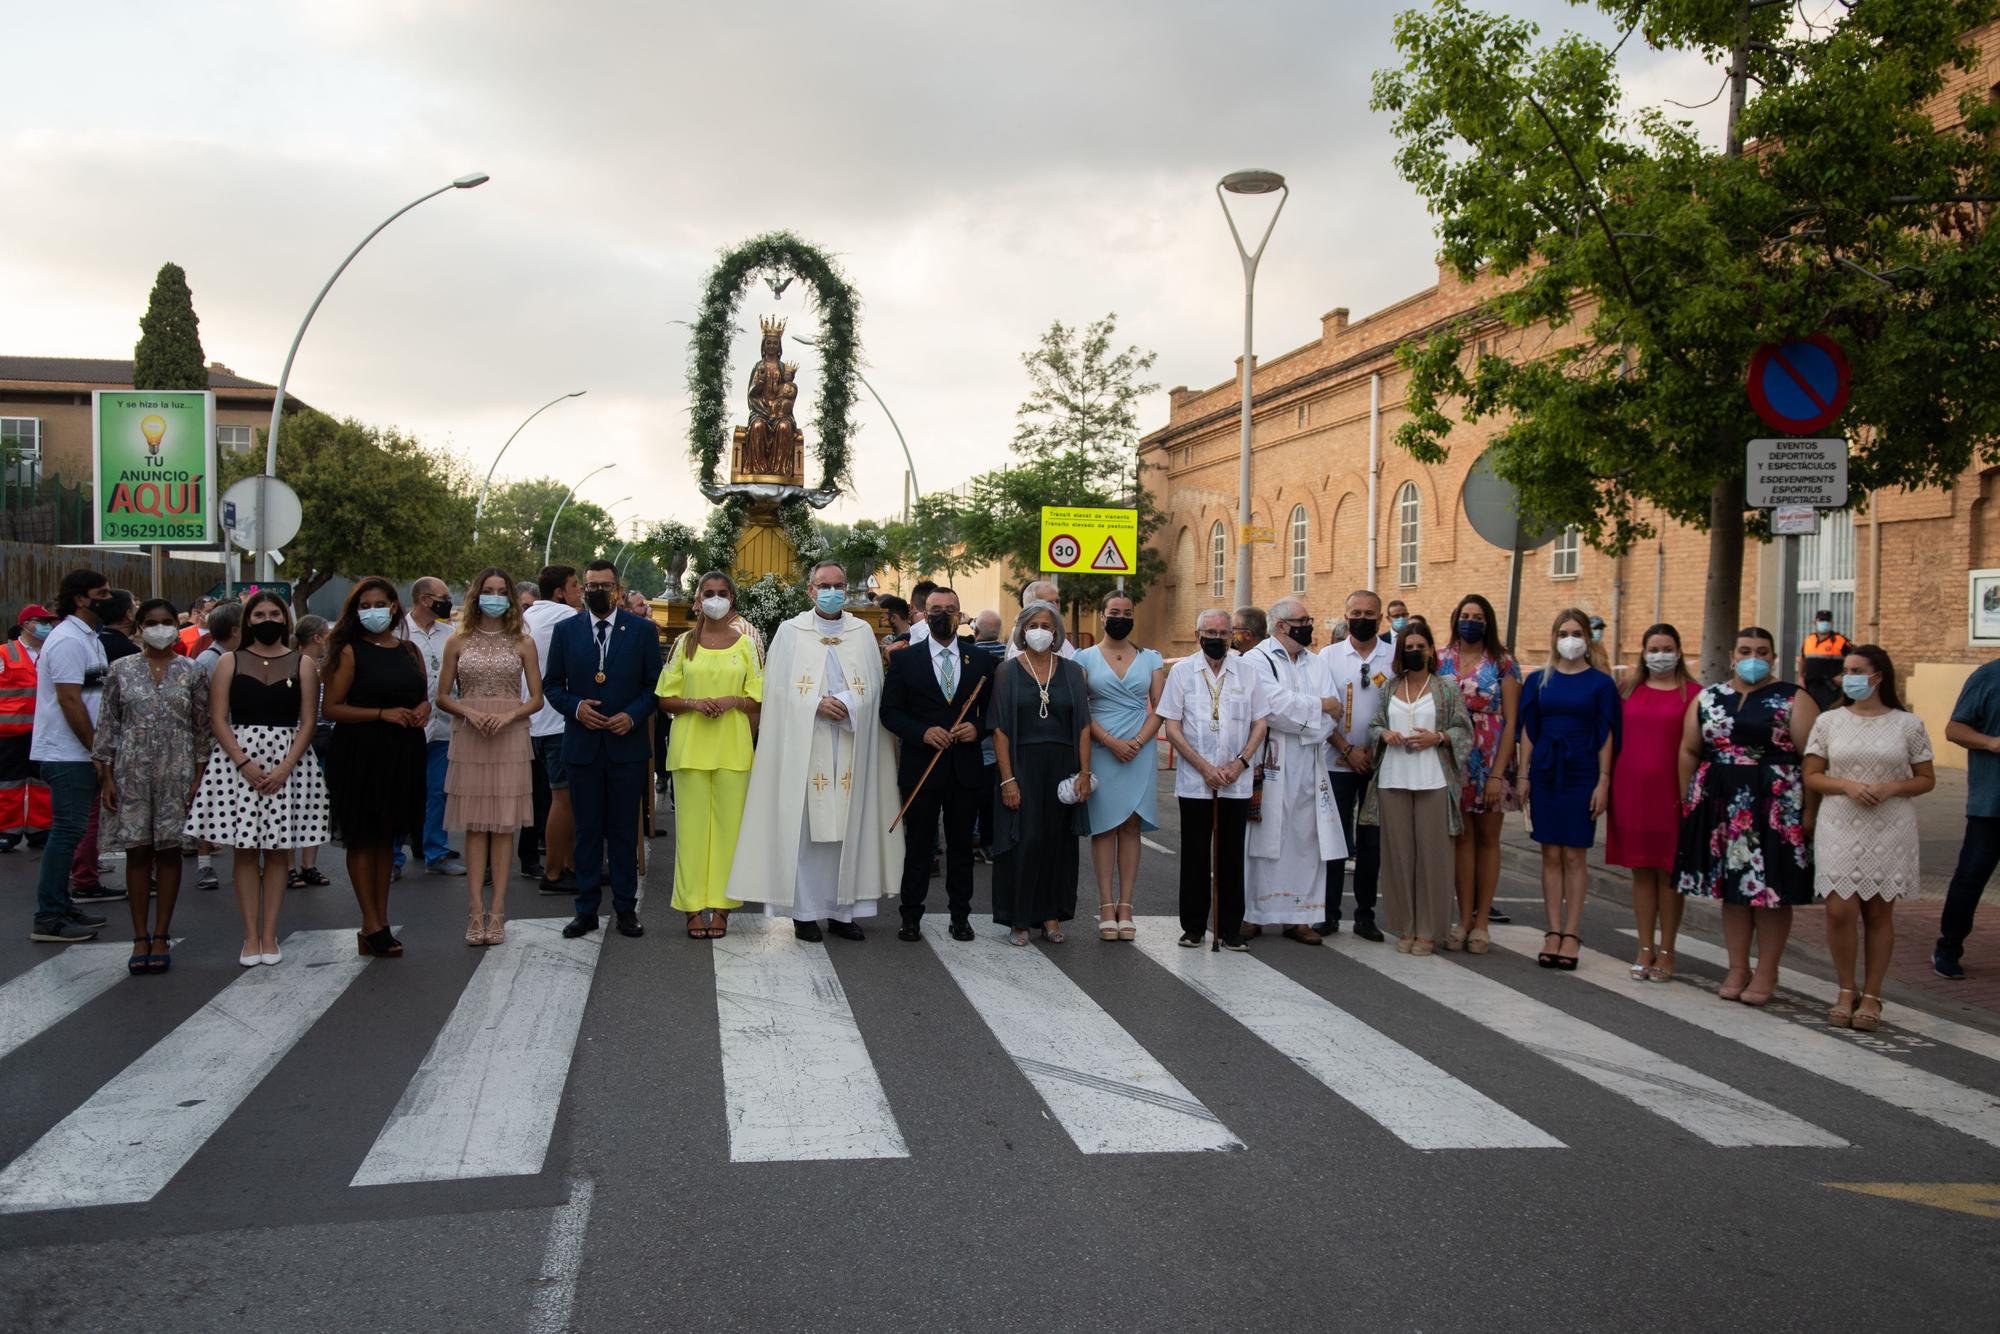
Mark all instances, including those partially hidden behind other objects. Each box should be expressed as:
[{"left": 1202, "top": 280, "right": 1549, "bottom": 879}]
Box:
[
  {"left": 826, "top": 920, "right": 866, "bottom": 941},
  {"left": 561, "top": 915, "right": 599, "bottom": 939},
  {"left": 1311, "top": 921, "right": 1339, "bottom": 936},
  {"left": 897, "top": 923, "right": 923, "bottom": 942},
  {"left": 948, "top": 920, "right": 975, "bottom": 942},
  {"left": 539, "top": 874, "right": 578, "bottom": 896},
  {"left": 793, "top": 920, "right": 824, "bottom": 942},
  {"left": 1352, "top": 920, "right": 1385, "bottom": 943},
  {"left": 616, "top": 911, "right": 644, "bottom": 938}
]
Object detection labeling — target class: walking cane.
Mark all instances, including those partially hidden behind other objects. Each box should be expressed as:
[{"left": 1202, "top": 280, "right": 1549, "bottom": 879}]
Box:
[{"left": 889, "top": 675, "right": 987, "bottom": 833}]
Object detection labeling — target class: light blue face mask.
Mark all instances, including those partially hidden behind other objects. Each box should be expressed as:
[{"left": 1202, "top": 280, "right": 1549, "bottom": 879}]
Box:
[
  {"left": 358, "top": 607, "right": 393, "bottom": 634},
  {"left": 814, "top": 587, "right": 846, "bottom": 617},
  {"left": 1842, "top": 673, "right": 1875, "bottom": 701},
  {"left": 1735, "top": 656, "right": 1771, "bottom": 685},
  {"left": 478, "top": 594, "right": 510, "bottom": 618},
  {"left": 1390, "top": 616, "right": 1409, "bottom": 634}
]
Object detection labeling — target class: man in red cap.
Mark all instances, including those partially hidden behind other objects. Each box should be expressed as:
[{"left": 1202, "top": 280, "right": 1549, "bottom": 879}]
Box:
[{"left": 0, "top": 605, "right": 54, "bottom": 853}]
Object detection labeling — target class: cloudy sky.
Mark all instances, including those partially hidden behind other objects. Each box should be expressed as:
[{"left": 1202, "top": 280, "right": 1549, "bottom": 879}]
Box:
[{"left": 6, "top": 0, "right": 1727, "bottom": 537}]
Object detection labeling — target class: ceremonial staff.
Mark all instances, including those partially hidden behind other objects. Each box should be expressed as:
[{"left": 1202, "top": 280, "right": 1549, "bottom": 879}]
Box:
[{"left": 888, "top": 676, "right": 987, "bottom": 833}]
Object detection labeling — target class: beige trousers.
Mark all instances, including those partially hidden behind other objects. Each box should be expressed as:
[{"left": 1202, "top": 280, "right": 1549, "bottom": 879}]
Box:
[{"left": 1378, "top": 786, "right": 1455, "bottom": 941}]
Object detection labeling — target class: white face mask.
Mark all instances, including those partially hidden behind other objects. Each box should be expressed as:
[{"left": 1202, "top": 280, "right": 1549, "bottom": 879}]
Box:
[
  {"left": 1556, "top": 635, "right": 1589, "bottom": 662},
  {"left": 1024, "top": 627, "right": 1055, "bottom": 653},
  {"left": 700, "top": 596, "right": 732, "bottom": 622},
  {"left": 1643, "top": 650, "right": 1680, "bottom": 675},
  {"left": 140, "top": 624, "right": 179, "bottom": 651}
]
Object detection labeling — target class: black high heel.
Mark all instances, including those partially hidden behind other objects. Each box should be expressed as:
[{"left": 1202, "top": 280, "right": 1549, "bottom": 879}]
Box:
[
  {"left": 1555, "top": 933, "right": 1582, "bottom": 972},
  {"left": 1536, "top": 930, "right": 1561, "bottom": 968}
]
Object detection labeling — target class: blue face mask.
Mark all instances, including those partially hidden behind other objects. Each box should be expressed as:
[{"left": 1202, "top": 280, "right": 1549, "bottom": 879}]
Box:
[
  {"left": 477, "top": 594, "right": 511, "bottom": 618},
  {"left": 1735, "top": 656, "right": 1771, "bottom": 685},
  {"left": 358, "top": 607, "right": 393, "bottom": 634},
  {"left": 814, "top": 587, "right": 846, "bottom": 617},
  {"left": 1390, "top": 616, "right": 1409, "bottom": 634},
  {"left": 1842, "top": 674, "right": 1875, "bottom": 701}
]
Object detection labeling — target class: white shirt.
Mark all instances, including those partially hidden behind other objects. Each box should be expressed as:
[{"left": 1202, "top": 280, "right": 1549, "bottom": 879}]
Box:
[
  {"left": 1156, "top": 651, "right": 1270, "bottom": 801},
  {"left": 521, "top": 599, "right": 578, "bottom": 738},
  {"left": 1321, "top": 636, "right": 1397, "bottom": 772},
  {"left": 1379, "top": 688, "right": 1447, "bottom": 791},
  {"left": 906, "top": 618, "right": 931, "bottom": 647},
  {"left": 927, "top": 634, "right": 963, "bottom": 695},
  {"left": 400, "top": 615, "right": 454, "bottom": 744},
  {"left": 30, "top": 616, "right": 106, "bottom": 763}
]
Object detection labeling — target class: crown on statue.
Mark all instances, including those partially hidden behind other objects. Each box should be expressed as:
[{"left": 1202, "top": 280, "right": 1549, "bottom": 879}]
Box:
[{"left": 760, "top": 315, "right": 788, "bottom": 338}]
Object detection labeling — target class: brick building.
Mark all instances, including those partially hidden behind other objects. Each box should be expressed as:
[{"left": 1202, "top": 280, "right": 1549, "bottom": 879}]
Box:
[{"left": 1136, "top": 23, "right": 2000, "bottom": 768}]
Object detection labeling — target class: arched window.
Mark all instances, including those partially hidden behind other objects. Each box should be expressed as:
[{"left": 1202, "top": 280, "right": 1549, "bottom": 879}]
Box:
[
  {"left": 1289, "top": 505, "right": 1309, "bottom": 593},
  {"left": 1210, "top": 521, "right": 1227, "bottom": 599},
  {"left": 1396, "top": 482, "right": 1420, "bottom": 587}
]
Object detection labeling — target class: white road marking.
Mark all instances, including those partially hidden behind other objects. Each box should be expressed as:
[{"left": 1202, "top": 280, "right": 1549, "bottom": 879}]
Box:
[
  {"left": 527, "top": 1174, "right": 595, "bottom": 1334},
  {"left": 352, "top": 918, "right": 601, "bottom": 1186},
  {"left": 712, "top": 915, "right": 907, "bottom": 1162},
  {"left": 1492, "top": 926, "right": 2000, "bottom": 1148},
  {"left": 0, "top": 928, "right": 370, "bottom": 1213},
  {"left": 0, "top": 940, "right": 175, "bottom": 1063},
  {"left": 1139, "top": 837, "right": 1177, "bottom": 856},
  {"left": 1326, "top": 936, "right": 1845, "bottom": 1147},
  {"left": 1132, "top": 917, "right": 1561, "bottom": 1150},
  {"left": 923, "top": 922, "right": 1241, "bottom": 1154},
  {"left": 1619, "top": 928, "right": 2000, "bottom": 1067}
]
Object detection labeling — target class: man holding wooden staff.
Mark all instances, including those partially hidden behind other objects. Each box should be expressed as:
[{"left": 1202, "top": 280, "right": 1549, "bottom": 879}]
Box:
[{"left": 880, "top": 586, "right": 994, "bottom": 943}]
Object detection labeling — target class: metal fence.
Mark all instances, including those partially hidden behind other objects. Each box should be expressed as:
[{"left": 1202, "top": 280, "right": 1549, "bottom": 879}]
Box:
[{"left": 0, "top": 475, "right": 92, "bottom": 546}]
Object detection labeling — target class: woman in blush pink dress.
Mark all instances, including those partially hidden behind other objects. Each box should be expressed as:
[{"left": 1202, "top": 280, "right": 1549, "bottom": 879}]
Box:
[{"left": 1607, "top": 624, "right": 1700, "bottom": 982}]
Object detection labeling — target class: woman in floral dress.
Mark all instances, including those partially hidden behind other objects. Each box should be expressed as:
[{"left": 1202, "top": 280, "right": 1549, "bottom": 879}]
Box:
[
  {"left": 1437, "top": 593, "right": 1519, "bottom": 955},
  {"left": 1675, "top": 626, "right": 1820, "bottom": 1006}
]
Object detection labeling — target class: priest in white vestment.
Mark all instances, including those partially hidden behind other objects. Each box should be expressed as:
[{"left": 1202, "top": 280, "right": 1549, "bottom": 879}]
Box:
[
  {"left": 1244, "top": 598, "right": 1347, "bottom": 943},
  {"left": 727, "top": 562, "right": 902, "bottom": 942}
]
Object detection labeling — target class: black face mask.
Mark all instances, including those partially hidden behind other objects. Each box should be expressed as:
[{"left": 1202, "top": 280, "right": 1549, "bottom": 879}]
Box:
[
  {"left": 1286, "top": 623, "right": 1313, "bottom": 648},
  {"left": 246, "top": 620, "right": 286, "bottom": 647},
  {"left": 430, "top": 596, "right": 452, "bottom": 619},
  {"left": 584, "top": 588, "right": 614, "bottom": 616},
  {"left": 926, "top": 612, "right": 957, "bottom": 641},
  {"left": 1347, "top": 616, "right": 1378, "bottom": 642},
  {"left": 1199, "top": 636, "right": 1229, "bottom": 661},
  {"left": 1103, "top": 617, "right": 1134, "bottom": 641},
  {"left": 1400, "top": 648, "right": 1429, "bottom": 673}
]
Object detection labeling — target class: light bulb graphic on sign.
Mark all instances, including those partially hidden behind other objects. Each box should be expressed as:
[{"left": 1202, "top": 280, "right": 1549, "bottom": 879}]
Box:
[{"left": 139, "top": 414, "right": 167, "bottom": 456}]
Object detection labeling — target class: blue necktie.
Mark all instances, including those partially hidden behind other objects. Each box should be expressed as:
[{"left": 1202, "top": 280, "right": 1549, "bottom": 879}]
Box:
[{"left": 940, "top": 648, "right": 955, "bottom": 700}]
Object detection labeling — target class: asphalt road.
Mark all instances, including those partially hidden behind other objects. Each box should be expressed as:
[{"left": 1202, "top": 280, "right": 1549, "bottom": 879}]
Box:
[{"left": 3, "top": 779, "right": 1999, "bottom": 1333}]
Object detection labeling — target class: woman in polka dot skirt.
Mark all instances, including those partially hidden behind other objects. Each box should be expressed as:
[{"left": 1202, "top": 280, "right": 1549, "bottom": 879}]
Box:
[{"left": 185, "top": 591, "right": 331, "bottom": 966}]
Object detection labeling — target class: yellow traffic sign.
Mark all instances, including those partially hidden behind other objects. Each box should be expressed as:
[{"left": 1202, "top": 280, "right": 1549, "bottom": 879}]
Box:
[
  {"left": 1040, "top": 505, "right": 1137, "bottom": 575},
  {"left": 1240, "top": 524, "right": 1276, "bottom": 545}
]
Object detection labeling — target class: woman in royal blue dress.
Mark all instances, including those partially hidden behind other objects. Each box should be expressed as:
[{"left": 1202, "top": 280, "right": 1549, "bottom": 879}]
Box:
[
  {"left": 1518, "top": 607, "right": 1621, "bottom": 971},
  {"left": 1074, "top": 591, "right": 1164, "bottom": 941}
]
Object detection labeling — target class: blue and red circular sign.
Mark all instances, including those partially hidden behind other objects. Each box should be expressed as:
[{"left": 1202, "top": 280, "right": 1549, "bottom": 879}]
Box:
[{"left": 1747, "top": 333, "right": 1851, "bottom": 435}]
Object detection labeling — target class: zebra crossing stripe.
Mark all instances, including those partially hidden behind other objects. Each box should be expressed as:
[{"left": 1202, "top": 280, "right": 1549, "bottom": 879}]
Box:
[
  {"left": 921, "top": 921, "right": 1242, "bottom": 1154},
  {"left": 352, "top": 919, "right": 603, "bottom": 1186},
  {"left": 0, "top": 928, "right": 370, "bottom": 1214},
  {"left": 1491, "top": 927, "right": 2000, "bottom": 1149},
  {"left": 1132, "top": 918, "right": 1562, "bottom": 1150},
  {"left": 1326, "top": 936, "right": 1846, "bottom": 1147},
  {"left": 0, "top": 940, "right": 172, "bottom": 1063},
  {"left": 713, "top": 915, "right": 908, "bottom": 1162},
  {"left": 1618, "top": 929, "right": 2000, "bottom": 1067}
]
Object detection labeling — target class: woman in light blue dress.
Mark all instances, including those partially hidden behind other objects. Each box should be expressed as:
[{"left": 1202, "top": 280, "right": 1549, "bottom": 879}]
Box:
[{"left": 1075, "top": 592, "right": 1165, "bottom": 941}]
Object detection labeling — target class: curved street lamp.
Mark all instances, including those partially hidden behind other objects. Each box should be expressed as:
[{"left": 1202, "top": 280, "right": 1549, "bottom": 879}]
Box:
[
  {"left": 255, "top": 171, "right": 490, "bottom": 579},
  {"left": 544, "top": 464, "right": 617, "bottom": 568},
  {"left": 1217, "top": 168, "right": 1288, "bottom": 608},
  {"left": 474, "top": 389, "right": 586, "bottom": 542}
]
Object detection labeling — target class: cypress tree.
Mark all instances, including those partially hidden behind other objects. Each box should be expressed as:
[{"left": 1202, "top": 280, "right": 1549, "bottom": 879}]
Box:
[{"left": 132, "top": 261, "right": 208, "bottom": 390}]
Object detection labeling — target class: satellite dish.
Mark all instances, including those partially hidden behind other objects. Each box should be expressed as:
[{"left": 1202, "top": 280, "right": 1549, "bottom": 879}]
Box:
[{"left": 1461, "top": 450, "right": 1562, "bottom": 552}]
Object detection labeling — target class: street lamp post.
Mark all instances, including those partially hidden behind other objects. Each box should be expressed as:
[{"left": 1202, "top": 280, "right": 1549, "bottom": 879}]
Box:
[
  {"left": 256, "top": 172, "right": 490, "bottom": 580},
  {"left": 474, "top": 389, "right": 586, "bottom": 542},
  {"left": 544, "top": 464, "right": 617, "bottom": 568},
  {"left": 1217, "top": 168, "right": 1288, "bottom": 609},
  {"left": 793, "top": 333, "right": 920, "bottom": 504}
]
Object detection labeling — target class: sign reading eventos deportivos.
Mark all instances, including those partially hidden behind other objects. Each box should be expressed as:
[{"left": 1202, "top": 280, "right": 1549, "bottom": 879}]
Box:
[
  {"left": 1746, "top": 437, "right": 1848, "bottom": 509},
  {"left": 92, "top": 390, "right": 217, "bottom": 546},
  {"left": 1039, "top": 505, "right": 1137, "bottom": 575}
]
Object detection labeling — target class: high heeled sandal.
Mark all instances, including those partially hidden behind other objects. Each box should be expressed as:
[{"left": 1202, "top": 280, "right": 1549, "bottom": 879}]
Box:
[
  {"left": 149, "top": 933, "right": 172, "bottom": 974},
  {"left": 687, "top": 912, "right": 710, "bottom": 940},
  {"left": 466, "top": 912, "right": 487, "bottom": 946},
  {"left": 1117, "top": 903, "right": 1136, "bottom": 941},
  {"left": 1465, "top": 928, "right": 1490, "bottom": 955},
  {"left": 128, "top": 933, "right": 152, "bottom": 976},
  {"left": 1646, "top": 947, "right": 1674, "bottom": 983},
  {"left": 1443, "top": 925, "right": 1465, "bottom": 952},
  {"left": 1536, "top": 930, "right": 1562, "bottom": 968},
  {"left": 483, "top": 913, "right": 506, "bottom": 946},
  {"left": 1719, "top": 967, "right": 1750, "bottom": 1002},
  {"left": 1554, "top": 933, "right": 1581, "bottom": 972},
  {"left": 1629, "top": 944, "right": 1656, "bottom": 981},
  {"left": 1040, "top": 923, "right": 1065, "bottom": 944},
  {"left": 1826, "top": 988, "right": 1857, "bottom": 1028},
  {"left": 1098, "top": 906, "right": 1120, "bottom": 941},
  {"left": 1851, "top": 994, "right": 1884, "bottom": 1032}
]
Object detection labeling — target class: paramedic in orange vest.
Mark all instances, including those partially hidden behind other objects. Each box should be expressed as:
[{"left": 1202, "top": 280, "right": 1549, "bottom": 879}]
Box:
[
  {"left": 0, "top": 605, "right": 55, "bottom": 852},
  {"left": 1799, "top": 609, "right": 1853, "bottom": 711}
]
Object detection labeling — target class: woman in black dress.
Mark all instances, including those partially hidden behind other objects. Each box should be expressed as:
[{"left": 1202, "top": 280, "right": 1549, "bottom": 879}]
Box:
[
  {"left": 990, "top": 600, "right": 1093, "bottom": 945},
  {"left": 322, "top": 577, "right": 429, "bottom": 957}
]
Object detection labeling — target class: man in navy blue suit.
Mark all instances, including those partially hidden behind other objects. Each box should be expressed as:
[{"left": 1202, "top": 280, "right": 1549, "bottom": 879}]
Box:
[
  {"left": 879, "top": 586, "right": 994, "bottom": 943},
  {"left": 544, "top": 561, "right": 661, "bottom": 939}
]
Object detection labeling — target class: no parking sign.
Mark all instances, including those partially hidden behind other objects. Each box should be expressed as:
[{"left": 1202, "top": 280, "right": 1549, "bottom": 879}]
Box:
[{"left": 1747, "top": 333, "right": 1851, "bottom": 435}]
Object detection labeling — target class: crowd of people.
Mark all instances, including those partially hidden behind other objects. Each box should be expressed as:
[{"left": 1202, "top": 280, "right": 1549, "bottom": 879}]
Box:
[{"left": 8, "top": 561, "right": 1999, "bottom": 1031}]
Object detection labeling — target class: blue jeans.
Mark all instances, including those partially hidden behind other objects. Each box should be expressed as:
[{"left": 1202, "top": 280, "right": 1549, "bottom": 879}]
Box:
[
  {"left": 33, "top": 761, "right": 95, "bottom": 929},
  {"left": 392, "top": 740, "right": 453, "bottom": 869}
]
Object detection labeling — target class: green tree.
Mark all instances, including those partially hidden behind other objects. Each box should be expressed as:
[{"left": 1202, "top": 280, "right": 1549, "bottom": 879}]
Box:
[
  {"left": 881, "top": 497, "right": 977, "bottom": 585},
  {"left": 221, "top": 410, "right": 469, "bottom": 607},
  {"left": 131, "top": 262, "right": 208, "bottom": 391},
  {"left": 1373, "top": 0, "right": 2000, "bottom": 675},
  {"left": 461, "top": 476, "right": 616, "bottom": 578}
]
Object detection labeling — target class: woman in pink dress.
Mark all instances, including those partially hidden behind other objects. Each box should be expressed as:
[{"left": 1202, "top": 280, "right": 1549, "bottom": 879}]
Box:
[{"left": 1607, "top": 623, "right": 1700, "bottom": 981}]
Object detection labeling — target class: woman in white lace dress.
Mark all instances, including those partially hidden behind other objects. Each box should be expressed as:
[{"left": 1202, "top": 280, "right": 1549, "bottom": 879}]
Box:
[{"left": 1803, "top": 646, "right": 1935, "bottom": 1033}]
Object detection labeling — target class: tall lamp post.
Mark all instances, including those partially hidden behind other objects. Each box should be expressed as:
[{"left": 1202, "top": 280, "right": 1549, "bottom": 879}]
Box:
[
  {"left": 256, "top": 172, "right": 490, "bottom": 580},
  {"left": 544, "top": 464, "right": 617, "bottom": 568},
  {"left": 474, "top": 389, "right": 586, "bottom": 542},
  {"left": 1217, "top": 168, "right": 1288, "bottom": 609}
]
